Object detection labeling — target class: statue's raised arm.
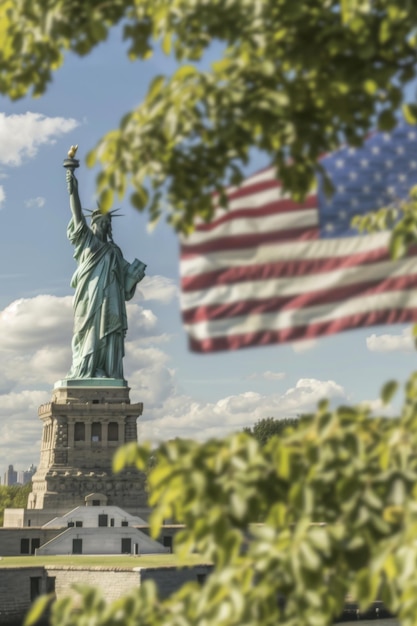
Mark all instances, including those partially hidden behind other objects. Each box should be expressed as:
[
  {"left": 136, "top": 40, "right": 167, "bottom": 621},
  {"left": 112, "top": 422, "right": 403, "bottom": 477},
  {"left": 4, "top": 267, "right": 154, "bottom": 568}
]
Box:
[
  {"left": 64, "top": 144, "right": 84, "bottom": 226},
  {"left": 66, "top": 169, "right": 84, "bottom": 226},
  {"left": 63, "top": 146, "right": 146, "bottom": 381}
]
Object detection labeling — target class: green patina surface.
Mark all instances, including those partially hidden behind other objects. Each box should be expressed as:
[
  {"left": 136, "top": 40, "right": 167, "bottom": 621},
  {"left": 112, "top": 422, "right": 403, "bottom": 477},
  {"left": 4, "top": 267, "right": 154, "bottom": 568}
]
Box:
[{"left": 54, "top": 378, "right": 127, "bottom": 388}]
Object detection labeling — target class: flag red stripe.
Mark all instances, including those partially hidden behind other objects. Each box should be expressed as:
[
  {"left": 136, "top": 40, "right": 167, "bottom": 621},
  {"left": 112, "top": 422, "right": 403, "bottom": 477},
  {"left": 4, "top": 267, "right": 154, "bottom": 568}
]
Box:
[
  {"left": 194, "top": 196, "right": 317, "bottom": 233},
  {"left": 181, "top": 227, "right": 319, "bottom": 258},
  {"left": 182, "top": 274, "right": 417, "bottom": 325},
  {"left": 181, "top": 245, "right": 401, "bottom": 292},
  {"left": 188, "top": 307, "right": 417, "bottom": 353},
  {"left": 211, "top": 171, "right": 280, "bottom": 203}
]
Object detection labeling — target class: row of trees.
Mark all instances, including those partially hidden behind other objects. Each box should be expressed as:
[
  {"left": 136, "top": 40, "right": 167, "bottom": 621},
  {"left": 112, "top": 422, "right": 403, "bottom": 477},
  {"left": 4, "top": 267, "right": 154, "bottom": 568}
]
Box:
[{"left": 0, "top": 483, "right": 31, "bottom": 526}]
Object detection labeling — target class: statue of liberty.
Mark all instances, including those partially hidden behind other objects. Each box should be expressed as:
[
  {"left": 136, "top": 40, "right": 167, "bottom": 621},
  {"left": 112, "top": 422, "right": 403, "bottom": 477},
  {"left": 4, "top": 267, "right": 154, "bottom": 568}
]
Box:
[{"left": 64, "top": 149, "right": 146, "bottom": 380}]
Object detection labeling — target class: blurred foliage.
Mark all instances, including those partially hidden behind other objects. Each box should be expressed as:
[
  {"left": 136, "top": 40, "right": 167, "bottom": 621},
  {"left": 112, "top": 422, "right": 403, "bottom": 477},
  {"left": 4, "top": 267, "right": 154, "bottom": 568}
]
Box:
[
  {"left": 0, "top": 482, "right": 32, "bottom": 526},
  {"left": 352, "top": 184, "right": 417, "bottom": 262},
  {"left": 243, "top": 417, "right": 299, "bottom": 446},
  {"left": 26, "top": 373, "right": 417, "bottom": 626},
  {"left": 1, "top": 0, "right": 417, "bottom": 230}
]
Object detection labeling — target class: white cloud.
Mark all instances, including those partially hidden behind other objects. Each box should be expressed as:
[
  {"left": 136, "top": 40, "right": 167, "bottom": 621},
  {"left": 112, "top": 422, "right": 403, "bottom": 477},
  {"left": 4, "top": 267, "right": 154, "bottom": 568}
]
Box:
[
  {"left": 279, "top": 378, "right": 345, "bottom": 410},
  {"left": 366, "top": 326, "right": 414, "bottom": 352},
  {"left": 0, "top": 390, "right": 45, "bottom": 471},
  {"left": 25, "top": 196, "right": 45, "bottom": 208},
  {"left": 291, "top": 339, "right": 318, "bottom": 353},
  {"left": 0, "top": 112, "right": 79, "bottom": 166},
  {"left": 137, "top": 275, "right": 179, "bottom": 303},
  {"left": 246, "top": 370, "right": 286, "bottom": 381},
  {"left": 137, "top": 377, "right": 347, "bottom": 443},
  {"left": 0, "top": 295, "right": 73, "bottom": 351},
  {"left": 0, "top": 185, "right": 5, "bottom": 208}
]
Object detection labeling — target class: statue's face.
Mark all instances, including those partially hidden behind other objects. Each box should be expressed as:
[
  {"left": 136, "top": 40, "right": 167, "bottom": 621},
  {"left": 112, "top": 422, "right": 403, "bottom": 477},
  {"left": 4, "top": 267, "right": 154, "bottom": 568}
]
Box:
[{"left": 92, "top": 217, "right": 111, "bottom": 241}]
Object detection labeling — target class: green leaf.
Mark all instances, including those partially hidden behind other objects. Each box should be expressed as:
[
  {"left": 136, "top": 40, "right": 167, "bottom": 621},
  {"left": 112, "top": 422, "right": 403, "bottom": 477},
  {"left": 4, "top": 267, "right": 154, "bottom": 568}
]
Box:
[
  {"left": 381, "top": 380, "right": 398, "bottom": 404},
  {"left": 147, "top": 75, "right": 165, "bottom": 101},
  {"left": 112, "top": 442, "right": 149, "bottom": 473},
  {"left": 378, "top": 109, "right": 397, "bottom": 131},
  {"left": 23, "top": 594, "right": 53, "bottom": 626},
  {"left": 99, "top": 188, "right": 114, "bottom": 213},
  {"left": 162, "top": 33, "right": 171, "bottom": 55},
  {"left": 402, "top": 103, "right": 417, "bottom": 125},
  {"left": 389, "top": 232, "right": 407, "bottom": 259},
  {"left": 173, "top": 65, "right": 198, "bottom": 82},
  {"left": 131, "top": 187, "right": 149, "bottom": 210},
  {"left": 85, "top": 148, "right": 96, "bottom": 168}
]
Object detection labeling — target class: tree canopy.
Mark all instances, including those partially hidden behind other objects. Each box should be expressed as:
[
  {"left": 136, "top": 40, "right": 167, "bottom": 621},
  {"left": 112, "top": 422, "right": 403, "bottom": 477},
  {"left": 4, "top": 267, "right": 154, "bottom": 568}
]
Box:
[
  {"left": 1, "top": 0, "right": 417, "bottom": 230},
  {"left": 243, "top": 417, "right": 299, "bottom": 446},
  {"left": 27, "top": 376, "right": 417, "bottom": 626},
  {"left": 0, "top": 482, "right": 32, "bottom": 526}
]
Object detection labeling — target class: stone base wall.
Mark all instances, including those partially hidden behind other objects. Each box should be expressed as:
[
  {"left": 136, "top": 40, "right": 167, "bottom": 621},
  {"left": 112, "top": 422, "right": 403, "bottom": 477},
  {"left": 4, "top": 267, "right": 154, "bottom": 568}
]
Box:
[
  {"left": 44, "top": 564, "right": 213, "bottom": 601},
  {"left": 30, "top": 467, "right": 147, "bottom": 513},
  {"left": 0, "top": 567, "right": 47, "bottom": 625},
  {"left": 45, "top": 566, "right": 140, "bottom": 601}
]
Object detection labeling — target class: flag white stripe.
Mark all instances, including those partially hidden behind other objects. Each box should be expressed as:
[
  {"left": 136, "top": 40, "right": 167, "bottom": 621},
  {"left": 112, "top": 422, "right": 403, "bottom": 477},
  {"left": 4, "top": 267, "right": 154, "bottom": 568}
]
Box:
[
  {"left": 181, "top": 256, "right": 417, "bottom": 309},
  {"left": 184, "top": 289, "right": 417, "bottom": 340},
  {"left": 181, "top": 208, "right": 317, "bottom": 246},
  {"left": 185, "top": 186, "right": 294, "bottom": 231},
  {"left": 180, "top": 232, "right": 391, "bottom": 277}
]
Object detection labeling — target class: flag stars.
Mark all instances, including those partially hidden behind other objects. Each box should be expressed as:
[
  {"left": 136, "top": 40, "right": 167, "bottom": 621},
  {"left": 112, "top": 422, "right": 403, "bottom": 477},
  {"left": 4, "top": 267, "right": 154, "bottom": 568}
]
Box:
[
  {"left": 374, "top": 173, "right": 382, "bottom": 181},
  {"left": 396, "top": 146, "right": 405, "bottom": 155},
  {"left": 337, "top": 185, "right": 345, "bottom": 193},
  {"left": 385, "top": 160, "right": 393, "bottom": 168},
  {"left": 360, "top": 159, "right": 369, "bottom": 167},
  {"left": 397, "top": 173, "right": 407, "bottom": 182},
  {"left": 349, "top": 171, "right": 358, "bottom": 180},
  {"left": 350, "top": 198, "right": 359, "bottom": 207},
  {"left": 408, "top": 132, "right": 416, "bottom": 140},
  {"left": 383, "top": 133, "right": 391, "bottom": 141},
  {"left": 410, "top": 161, "right": 417, "bottom": 169},
  {"left": 338, "top": 210, "right": 347, "bottom": 219},
  {"left": 325, "top": 223, "right": 335, "bottom": 232},
  {"left": 335, "top": 159, "right": 345, "bottom": 168},
  {"left": 362, "top": 185, "right": 371, "bottom": 194},
  {"left": 371, "top": 146, "right": 380, "bottom": 154}
]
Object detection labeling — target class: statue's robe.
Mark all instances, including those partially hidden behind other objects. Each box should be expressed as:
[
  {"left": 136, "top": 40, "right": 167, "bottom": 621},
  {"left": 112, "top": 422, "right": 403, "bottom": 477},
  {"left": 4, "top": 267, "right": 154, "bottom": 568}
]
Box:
[{"left": 66, "top": 217, "right": 145, "bottom": 379}]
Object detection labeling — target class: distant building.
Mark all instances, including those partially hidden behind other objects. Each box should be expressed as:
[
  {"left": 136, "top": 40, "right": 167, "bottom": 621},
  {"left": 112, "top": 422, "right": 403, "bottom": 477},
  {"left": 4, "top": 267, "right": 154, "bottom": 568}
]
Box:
[
  {"left": 4, "top": 465, "right": 17, "bottom": 486},
  {"left": 18, "top": 464, "right": 37, "bottom": 485}
]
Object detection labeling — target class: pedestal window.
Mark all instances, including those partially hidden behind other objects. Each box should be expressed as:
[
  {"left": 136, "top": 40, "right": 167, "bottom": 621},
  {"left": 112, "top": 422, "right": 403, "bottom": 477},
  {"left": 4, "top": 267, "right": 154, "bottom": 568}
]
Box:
[{"left": 74, "top": 422, "right": 85, "bottom": 441}]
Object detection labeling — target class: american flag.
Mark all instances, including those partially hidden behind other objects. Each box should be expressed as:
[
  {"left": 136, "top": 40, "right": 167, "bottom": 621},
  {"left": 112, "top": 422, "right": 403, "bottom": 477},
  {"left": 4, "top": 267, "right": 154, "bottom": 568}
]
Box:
[{"left": 180, "top": 122, "right": 417, "bottom": 353}]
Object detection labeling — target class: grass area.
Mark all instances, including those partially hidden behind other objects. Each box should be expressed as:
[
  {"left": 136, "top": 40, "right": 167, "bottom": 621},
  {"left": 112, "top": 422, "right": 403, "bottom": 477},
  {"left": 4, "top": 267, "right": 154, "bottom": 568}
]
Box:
[{"left": 0, "top": 553, "right": 209, "bottom": 569}]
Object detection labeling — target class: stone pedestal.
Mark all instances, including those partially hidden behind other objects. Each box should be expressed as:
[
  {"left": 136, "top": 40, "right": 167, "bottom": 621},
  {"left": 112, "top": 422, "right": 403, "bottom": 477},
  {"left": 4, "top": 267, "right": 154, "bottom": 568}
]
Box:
[{"left": 27, "top": 379, "right": 148, "bottom": 517}]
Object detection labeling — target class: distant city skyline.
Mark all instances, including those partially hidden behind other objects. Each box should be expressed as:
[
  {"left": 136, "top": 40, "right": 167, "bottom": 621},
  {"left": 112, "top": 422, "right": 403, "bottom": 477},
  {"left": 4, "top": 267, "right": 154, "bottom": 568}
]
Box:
[{"left": 3, "top": 464, "right": 36, "bottom": 486}]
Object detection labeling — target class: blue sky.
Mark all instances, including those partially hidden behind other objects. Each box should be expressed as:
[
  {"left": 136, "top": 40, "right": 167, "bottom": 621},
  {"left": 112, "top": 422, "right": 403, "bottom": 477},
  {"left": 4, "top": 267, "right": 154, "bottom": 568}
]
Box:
[{"left": 0, "top": 27, "right": 416, "bottom": 479}]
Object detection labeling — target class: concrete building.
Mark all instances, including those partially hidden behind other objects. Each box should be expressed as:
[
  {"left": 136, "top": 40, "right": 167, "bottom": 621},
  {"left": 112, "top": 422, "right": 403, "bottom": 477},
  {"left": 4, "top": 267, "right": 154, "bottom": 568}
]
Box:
[{"left": 36, "top": 505, "right": 168, "bottom": 555}]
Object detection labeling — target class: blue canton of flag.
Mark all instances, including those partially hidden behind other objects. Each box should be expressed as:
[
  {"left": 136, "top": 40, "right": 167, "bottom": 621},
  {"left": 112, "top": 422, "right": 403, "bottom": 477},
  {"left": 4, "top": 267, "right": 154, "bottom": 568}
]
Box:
[{"left": 318, "top": 123, "right": 417, "bottom": 238}]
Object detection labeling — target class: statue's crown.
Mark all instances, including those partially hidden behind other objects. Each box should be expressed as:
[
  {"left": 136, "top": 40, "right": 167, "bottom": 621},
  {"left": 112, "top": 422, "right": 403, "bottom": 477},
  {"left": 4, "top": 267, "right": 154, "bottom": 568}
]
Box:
[{"left": 85, "top": 205, "right": 124, "bottom": 224}]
